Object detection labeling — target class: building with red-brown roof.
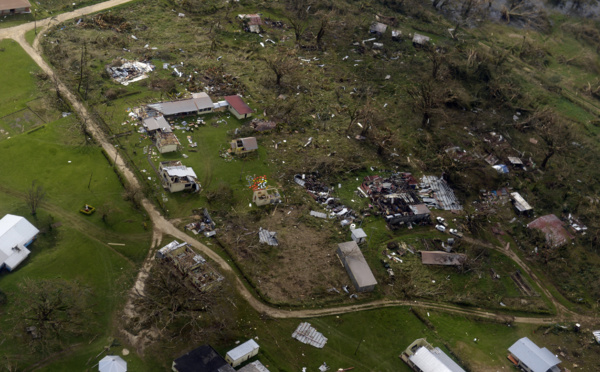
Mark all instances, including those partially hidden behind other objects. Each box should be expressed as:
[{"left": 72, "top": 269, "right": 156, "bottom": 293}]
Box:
[
  {"left": 0, "top": 0, "right": 31, "bottom": 15},
  {"left": 527, "top": 214, "right": 573, "bottom": 248},
  {"left": 225, "top": 95, "right": 254, "bottom": 120}
]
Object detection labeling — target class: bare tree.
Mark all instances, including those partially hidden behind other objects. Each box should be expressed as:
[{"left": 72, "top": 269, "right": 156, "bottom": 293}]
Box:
[
  {"left": 264, "top": 51, "right": 295, "bottom": 86},
  {"left": 11, "top": 278, "right": 93, "bottom": 353},
  {"left": 26, "top": 180, "right": 45, "bottom": 216},
  {"left": 287, "top": 17, "right": 308, "bottom": 44}
]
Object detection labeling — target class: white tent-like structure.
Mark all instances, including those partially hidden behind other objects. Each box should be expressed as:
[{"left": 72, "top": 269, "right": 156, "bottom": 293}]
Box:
[
  {"left": 0, "top": 214, "right": 39, "bottom": 271},
  {"left": 99, "top": 355, "right": 127, "bottom": 372}
]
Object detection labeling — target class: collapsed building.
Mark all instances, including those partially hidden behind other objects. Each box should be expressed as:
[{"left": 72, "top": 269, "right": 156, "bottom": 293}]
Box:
[
  {"left": 106, "top": 59, "right": 154, "bottom": 86},
  {"left": 294, "top": 174, "right": 358, "bottom": 226},
  {"left": 156, "top": 240, "right": 224, "bottom": 291},
  {"left": 360, "top": 173, "right": 431, "bottom": 228}
]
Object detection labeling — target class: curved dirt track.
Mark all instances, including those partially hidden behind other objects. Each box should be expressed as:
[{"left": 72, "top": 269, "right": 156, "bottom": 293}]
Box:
[{"left": 0, "top": 3, "right": 591, "bottom": 330}]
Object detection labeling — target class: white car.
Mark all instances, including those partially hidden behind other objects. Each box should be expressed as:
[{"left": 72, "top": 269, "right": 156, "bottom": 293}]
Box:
[
  {"left": 436, "top": 216, "right": 445, "bottom": 224},
  {"left": 435, "top": 225, "right": 446, "bottom": 232}
]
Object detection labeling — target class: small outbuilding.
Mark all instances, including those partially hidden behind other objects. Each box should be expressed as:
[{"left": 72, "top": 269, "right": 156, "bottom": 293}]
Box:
[
  {"left": 225, "top": 339, "right": 260, "bottom": 367},
  {"left": 98, "top": 355, "right": 127, "bottom": 372},
  {"left": 401, "top": 338, "right": 466, "bottom": 372},
  {"left": 507, "top": 337, "right": 561, "bottom": 372},
  {"left": 156, "top": 131, "right": 181, "bottom": 153},
  {"left": 253, "top": 187, "right": 281, "bottom": 206},
  {"left": 229, "top": 137, "right": 258, "bottom": 155},
  {"left": 238, "top": 361, "right": 270, "bottom": 372},
  {"left": 412, "top": 33, "right": 431, "bottom": 46},
  {"left": 0, "top": 0, "right": 31, "bottom": 15},
  {"left": 225, "top": 95, "right": 253, "bottom": 120},
  {"left": 370, "top": 22, "right": 387, "bottom": 35},
  {"left": 0, "top": 214, "right": 39, "bottom": 272},
  {"left": 420, "top": 251, "right": 466, "bottom": 266},
  {"left": 337, "top": 241, "right": 377, "bottom": 292},
  {"left": 172, "top": 345, "right": 235, "bottom": 372},
  {"left": 510, "top": 192, "right": 533, "bottom": 215},
  {"left": 351, "top": 228, "right": 367, "bottom": 244}
]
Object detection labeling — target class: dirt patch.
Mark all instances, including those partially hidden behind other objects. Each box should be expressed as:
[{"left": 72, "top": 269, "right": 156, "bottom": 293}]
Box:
[{"left": 221, "top": 205, "right": 353, "bottom": 305}]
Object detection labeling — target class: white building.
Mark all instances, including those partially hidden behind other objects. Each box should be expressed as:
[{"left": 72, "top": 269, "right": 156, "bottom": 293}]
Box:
[
  {"left": 351, "top": 228, "right": 367, "bottom": 244},
  {"left": 508, "top": 337, "right": 561, "bottom": 372},
  {"left": 225, "top": 339, "right": 260, "bottom": 367},
  {"left": 98, "top": 355, "right": 127, "bottom": 372},
  {"left": 0, "top": 214, "right": 39, "bottom": 271},
  {"left": 401, "top": 338, "right": 465, "bottom": 372}
]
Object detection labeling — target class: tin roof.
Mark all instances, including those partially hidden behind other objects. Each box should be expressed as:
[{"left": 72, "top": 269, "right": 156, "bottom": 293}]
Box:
[
  {"left": 409, "top": 346, "right": 465, "bottom": 372},
  {"left": 527, "top": 214, "right": 572, "bottom": 248},
  {"left": 337, "top": 241, "right": 377, "bottom": 289},
  {"left": 0, "top": 0, "right": 31, "bottom": 10},
  {"left": 240, "top": 137, "right": 258, "bottom": 150},
  {"left": 226, "top": 339, "right": 259, "bottom": 362},
  {"left": 292, "top": 322, "right": 328, "bottom": 348},
  {"left": 225, "top": 95, "right": 253, "bottom": 115},
  {"left": 508, "top": 337, "right": 561, "bottom": 372},
  {"left": 148, "top": 93, "right": 213, "bottom": 116},
  {"left": 143, "top": 115, "right": 171, "bottom": 132}
]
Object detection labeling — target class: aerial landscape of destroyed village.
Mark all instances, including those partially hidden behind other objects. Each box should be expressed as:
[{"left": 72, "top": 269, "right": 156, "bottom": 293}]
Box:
[{"left": 2, "top": 0, "right": 600, "bottom": 371}]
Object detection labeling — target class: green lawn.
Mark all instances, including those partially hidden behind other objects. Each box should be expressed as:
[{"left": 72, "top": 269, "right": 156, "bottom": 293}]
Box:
[{"left": 0, "top": 39, "right": 41, "bottom": 118}]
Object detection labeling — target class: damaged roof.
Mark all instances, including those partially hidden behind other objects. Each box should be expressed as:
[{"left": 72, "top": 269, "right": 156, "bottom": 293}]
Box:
[
  {"left": 143, "top": 115, "right": 171, "bottom": 132},
  {"left": 420, "top": 251, "right": 466, "bottom": 266},
  {"left": 527, "top": 214, "right": 572, "bottom": 248}
]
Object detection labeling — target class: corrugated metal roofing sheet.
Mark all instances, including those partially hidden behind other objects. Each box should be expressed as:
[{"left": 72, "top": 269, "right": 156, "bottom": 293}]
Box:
[
  {"left": 292, "top": 322, "right": 328, "bottom": 348},
  {"left": 508, "top": 337, "right": 561, "bottom": 372}
]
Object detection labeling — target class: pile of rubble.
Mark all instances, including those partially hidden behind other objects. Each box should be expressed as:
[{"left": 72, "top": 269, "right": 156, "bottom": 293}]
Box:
[
  {"left": 359, "top": 173, "right": 430, "bottom": 228},
  {"left": 185, "top": 209, "right": 217, "bottom": 237},
  {"left": 294, "top": 174, "right": 358, "bottom": 226},
  {"left": 106, "top": 59, "right": 154, "bottom": 86}
]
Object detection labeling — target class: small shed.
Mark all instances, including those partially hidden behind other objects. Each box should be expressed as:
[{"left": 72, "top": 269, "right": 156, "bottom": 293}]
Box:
[
  {"left": 98, "top": 355, "right": 127, "bottom": 372},
  {"left": 225, "top": 339, "right": 260, "bottom": 367},
  {"left": 412, "top": 33, "right": 431, "bottom": 46},
  {"left": 351, "top": 228, "right": 367, "bottom": 244},
  {"left": 370, "top": 22, "right": 387, "bottom": 35},
  {"left": 225, "top": 95, "right": 254, "bottom": 120},
  {"left": 238, "top": 361, "right": 270, "bottom": 372},
  {"left": 510, "top": 192, "right": 533, "bottom": 215},
  {"left": 229, "top": 137, "right": 258, "bottom": 155},
  {"left": 337, "top": 241, "right": 377, "bottom": 292},
  {"left": 156, "top": 132, "right": 180, "bottom": 153},
  {"left": 508, "top": 156, "right": 524, "bottom": 168}
]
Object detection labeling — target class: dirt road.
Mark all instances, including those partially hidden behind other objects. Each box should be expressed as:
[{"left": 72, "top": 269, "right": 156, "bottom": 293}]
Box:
[{"left": 0, "top": 1, "right": 589, "bottom": 339}]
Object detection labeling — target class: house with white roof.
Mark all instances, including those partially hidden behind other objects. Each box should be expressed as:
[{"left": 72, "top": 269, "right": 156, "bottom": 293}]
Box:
[
  {"left": 508, "top": 337, "right": 561, "bottom": 372},
  {"left": 159, "top": 161, "right": 200, "bottom": 193},
  {"left": 400, "top": 338, "right": 465, "bottom": 372},
  {"left": 0, "top": 214, "right": 39, "bottom": 271},
  {"left": 225, "top": 339, "right": 259, "bottom": 367}
]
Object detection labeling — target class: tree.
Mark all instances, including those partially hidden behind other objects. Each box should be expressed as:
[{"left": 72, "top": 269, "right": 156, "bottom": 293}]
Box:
[
  {"left": 519, "top": 108, "right": 573, "bottom": 169},
  {"left": 264, "top": 51, "right": 295, "bottom": 86},
  {"left": 11, "top": 278, "right": 94, "bottom": 352},
  {"left": 26, "top": 180, "right": 45, "bottom": 216},
  {"left": 128, "top": 263, "right": 227, "bottom": 344},
  {"left": 287, "top": 17, "right": 308, "bottom": 44},
  {"left": 406, "top": 79, "right": 447, "bottom": 128}
]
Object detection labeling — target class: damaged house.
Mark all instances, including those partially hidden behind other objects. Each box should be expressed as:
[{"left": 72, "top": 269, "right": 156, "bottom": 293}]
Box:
[
  {"left": 527, "top": 214, "right": 573, "bottom": 248},
  {"left": 156, "top": 240, "right": 223, "bottom": 291},
  {"left": 147, "top": 92, "right": 214, "bottom": 118},
  {"left": 106, "top": 59, "right": 154, "bottom": 86},
  {"left": 252, "top": 187, "right": 281, "bottom": 206},
  {"left": 238, "top": 14, "right": 262, "bottom": 33},
  {"left": 229, "top": 137, "right": 258, "bottom": 155},
  {"left": 420, "top": 251, "right": 467, "bottom": 266},
  {"left": 361, "top": 174, "right": 430, "bottom": 228},
  {"left": 159, "top": 161, "right": 200, "bottom": 193}
]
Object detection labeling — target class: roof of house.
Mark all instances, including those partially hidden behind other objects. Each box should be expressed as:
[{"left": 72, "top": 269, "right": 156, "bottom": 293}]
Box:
[
  {"left": 98, "top": 355, "right": 127, "bottom": 372},
  {"left": 527, "top": 214, "right": 572, "bottom": 248},
  {"left": 351, "top": 228, "right": 367, "bottom": 239},
  {"left": 173, "top": 345, "right": 235, "bottom": 372},
  {"left": 225, "top": 95, "right": 253, "bottom": 115},
  {"left": 510, "top": 192, "right": 533, "bottom": 212},
  {"left": 410, "top": 204, "right": 431, "bottom": 215},
  {"left": 409, "top": 346, "right": 465, "bottom": 372},
  {"left": 237, "top": 361, "right": 270, "bottom": 372},
  {"left": 156, "top": 131, "right": 181, "bottom": 147},
  {"left": 148, "top": 93, "right": 213, "bottom": 116},
  {"left": 508, "top": 337, "right": 561, "bottom": 372},
  {"left": 143, "top": 115, "right": 171, "bottom": 132},
  {"left": 226, "top": 339, "right": 260, "bottom": 362},
  {"left": 413, "top": 33, "right": 431, "bottom": 45},
  {"left": 420, "top": 251, "right": 466, "bottom": 266},
  {"left": 0, "top": 0, "right": 31, "bottom": 10},
  {"left": 337, "top": 241, "right": 377, "bottom": 288},
  {"left": 0, "top": 214, "right": 38, "bottom": 270},
  {"left": 160, "top": 161, "right": 197, "bottom": 179},
  {"left": 238, "top": 137, "right": 258, "bottom": 150},
  {"left": 370, "top": 22, "right": 387, "bottom": 33}
]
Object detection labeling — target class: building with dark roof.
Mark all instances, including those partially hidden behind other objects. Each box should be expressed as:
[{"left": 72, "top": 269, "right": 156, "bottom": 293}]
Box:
[
  {"left": 172, "top": 345, "right": 235, "bottom": 372},
  {"left": 508, "top": 337, "right": 561, "bottom": 372},
  {"left": 225, "top": 95, "right": 253, "bottom": 120}
]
